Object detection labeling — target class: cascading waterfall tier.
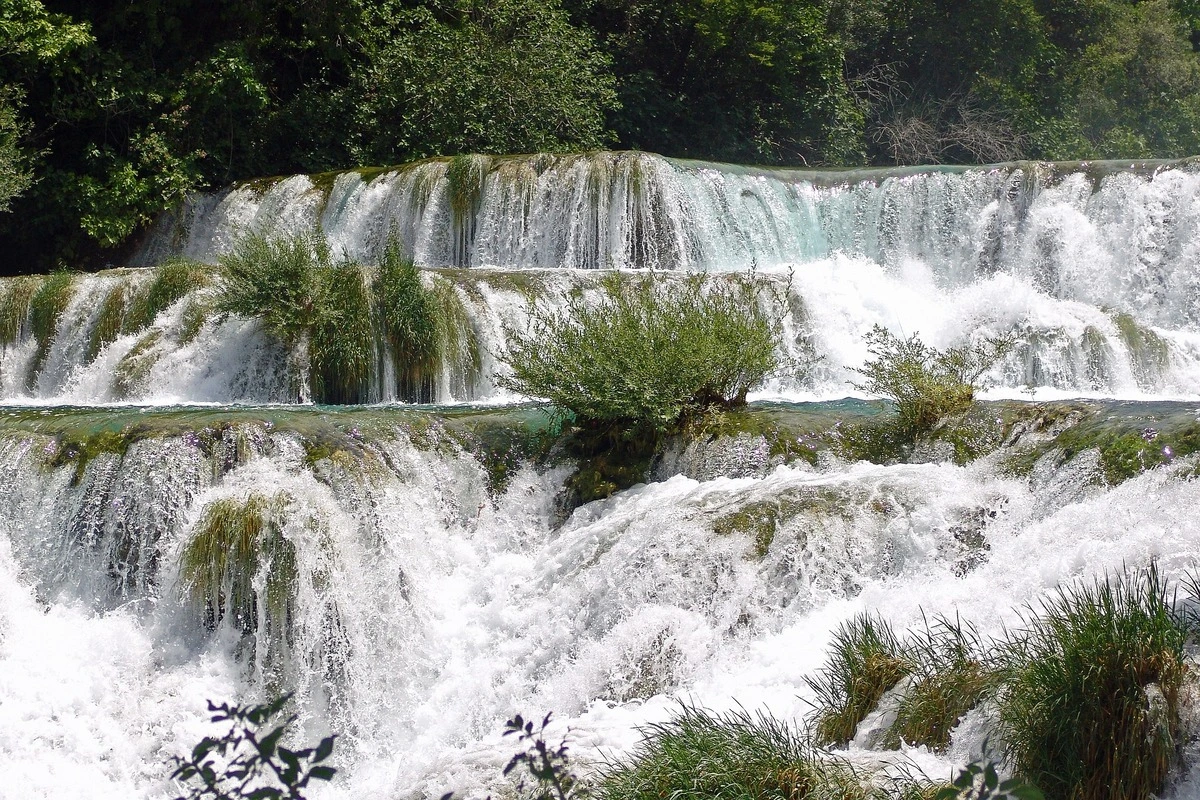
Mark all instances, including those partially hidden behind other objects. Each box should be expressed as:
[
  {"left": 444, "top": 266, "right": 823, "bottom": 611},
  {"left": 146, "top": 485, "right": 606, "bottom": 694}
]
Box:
[
  {"left": 2, "top": 401, "right": 1200, "bottom": 798},
  {"left": 7, "top": 150, "right": 1200, "bottom": 800}
]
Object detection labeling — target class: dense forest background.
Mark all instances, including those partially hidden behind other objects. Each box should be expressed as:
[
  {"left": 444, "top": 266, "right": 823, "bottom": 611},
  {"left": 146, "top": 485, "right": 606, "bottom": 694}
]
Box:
[{"left": 4, "top": 0, "right": 1200, "bottom": 269}]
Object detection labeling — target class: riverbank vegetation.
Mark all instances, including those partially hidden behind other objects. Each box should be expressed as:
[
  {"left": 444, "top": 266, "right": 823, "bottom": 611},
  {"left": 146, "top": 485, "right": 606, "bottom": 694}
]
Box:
[{"left": 6, "top": 0, "right": 1200, "bottom": 269}]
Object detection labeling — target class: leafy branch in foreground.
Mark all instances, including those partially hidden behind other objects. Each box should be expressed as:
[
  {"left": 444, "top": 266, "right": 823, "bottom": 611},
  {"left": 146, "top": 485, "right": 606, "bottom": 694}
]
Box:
[
  {"left": 852, "top": 325, "right": 1013, "bottom": 434},
  {"left": 171, "top": 694, "right": 336, "bottom": 800},
  {"left": 935, "top": 761, "right": 1043, "bottom": 800},
  {"left": 503, "top": 713, "right": 587, "bottom": 800}
]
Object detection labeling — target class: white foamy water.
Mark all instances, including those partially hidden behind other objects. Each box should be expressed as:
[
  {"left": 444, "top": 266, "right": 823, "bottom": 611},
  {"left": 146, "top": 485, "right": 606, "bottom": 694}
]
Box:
[{"left": 0, "top": 410, "right": 1198, "bottom": 798}]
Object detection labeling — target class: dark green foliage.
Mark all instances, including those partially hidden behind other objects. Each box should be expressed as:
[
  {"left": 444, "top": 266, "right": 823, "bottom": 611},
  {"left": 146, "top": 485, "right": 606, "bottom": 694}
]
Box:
[
  {"left": 500, "top": 273, "right": 781, "bottom": 435},
  {"left": 853, "top": 326, "right": 1013, "bottom": 435},
  {"left": 27, "top": 269, "right": 75, "bottom": 384},
  {"left": 374, "top": 243, "right": 441, "bottom": 403},
  {"left": 996, "top": 566, "right": 1187, "bottom": 800},
  {"left": 884, "top": 618, "right": 995, "bottom": 751},
  {"left": 598, "top": 705, "right": 868, "bottom": 800},
  {"left": 170, "top": 694, "right": 337, "bottom": 800},
  {"left": 806, "top": 613, "right": 912, "bottom": 748},
  {"left": 125, "top": 258, "right": 210, "bottom": 334}
]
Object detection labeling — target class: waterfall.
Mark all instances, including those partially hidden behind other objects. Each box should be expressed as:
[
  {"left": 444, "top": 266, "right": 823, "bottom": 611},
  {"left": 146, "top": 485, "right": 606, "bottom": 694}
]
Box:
[{"left": 5, "top": 152, "right": 1200, "bottom": 799}]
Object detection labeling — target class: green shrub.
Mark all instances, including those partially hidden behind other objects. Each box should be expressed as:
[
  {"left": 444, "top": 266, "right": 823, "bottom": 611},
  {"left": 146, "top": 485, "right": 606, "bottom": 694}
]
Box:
[
  {"left": 598, "top": 705, "right": 869, "bottom": 800},
  {"left": 853, "top": 326, "right": 1012, "bottom": 434},
  {"left": 216, "top": 233, "right": 332, "bottom": 344},
  {"left": 125, "top": 257, "right": 210, "bottom": 334},
  {"left": 884, "top": 618, "right": 995, "bottom": 751},
  {"left": 374, "top": 242, "right": 442, "bottom": 403},
  {"left": 996, "top": 566, "right": 1187, "bottom": 800},
  {"left": 806, "top": 613, "right": 912, "bottom": 748},
  {"left": 499, "top": 272, "right": 782, "bottom": 436}
]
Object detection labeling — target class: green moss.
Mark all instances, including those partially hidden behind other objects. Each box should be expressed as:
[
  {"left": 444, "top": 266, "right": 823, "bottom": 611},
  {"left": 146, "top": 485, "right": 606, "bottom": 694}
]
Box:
[
  {"left": 1051, "top": 422, "right": 1200, "bottom": 485},
  {"left": 1112, "top": 311, "right": 1169, "bottom": 387},
  {"left": 0, "top": 275, "right": 39, "bottom": 346},
  {"left": 113, "top": 330, "right": 163, "bottom": 398},
  {"left": 86, "top": 284, "right": 128, "bottom": 362},
  {"left": 311, "top": 265, "right": 374, "bottom": 404},
  {"left": 125, "top": 257, "right": 210, "bottom": 334},
  {"left": 46, "top": 427, "right": 134, "bottom": 485},
  {"left": 179, "top": 493, "right": 299, "bottom": 635},
  {"left": 712, "top": 501, "right": 781, "bottom": 559},
  {"left": 27, "top": 270, "right": 77, "bottom": 386}
]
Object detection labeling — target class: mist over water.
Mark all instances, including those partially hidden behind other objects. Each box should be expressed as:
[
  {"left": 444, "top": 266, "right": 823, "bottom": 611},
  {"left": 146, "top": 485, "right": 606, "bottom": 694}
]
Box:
[{"left": 3, "top": 154, "right": 1200, "bottom": 798}]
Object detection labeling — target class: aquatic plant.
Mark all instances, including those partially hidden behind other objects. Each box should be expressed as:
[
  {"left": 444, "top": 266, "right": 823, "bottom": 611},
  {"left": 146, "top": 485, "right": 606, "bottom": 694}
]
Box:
[
  {"left": 216, "top": 233, "right": 331, "bottom": 343},
  {"left": 125, "top": 257, "right": 211, "bottom": 334},
  {"left": 0, "top": 275, "right": 39, "bottom": 346},
  {"left": 598, "top": 705, "right": 869, "bottom": 800},
  {"left": 936, "top": 762, "right": 1043, "bottom": 800},
  {"left": 500, "top": 272, "right": 782, "bottom": 436},
  {"left": 853, "top": 326, "right": 1013, "bottom": 434},
  {"left": 446, "top": 153, "right": 489, "bottom": 221},
  {"left": 374, "top": 241, "right": 441, "bottom": 403},
  {"left": 311, "top": 265, "right": 374, "bottom": 404},
  {"left": 806, "top": 613, "right": 912, "bottom": 748},
  {"left": 179, "top": 493, "right": 298, "bottom": 635},
  {"left": 883, "top": 617, "right": 995, "bottom": 751},
  {"left": 86, "top": 283, "right": 127, "bottom": 362},
  {"left": 27, "top": 269, "right": 77, "bottom": 385},
  {"left": 996, "top": 566, "right": 1186, "bottom": 800},
  {"left": 170, "top": 693, "right": 337, "bottom": 800}
]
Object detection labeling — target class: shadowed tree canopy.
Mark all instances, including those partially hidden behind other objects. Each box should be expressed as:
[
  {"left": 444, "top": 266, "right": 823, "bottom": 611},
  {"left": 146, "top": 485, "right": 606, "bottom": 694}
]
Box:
[{"left": 4, "top": 0, "right": 1200, "bottom": 271}]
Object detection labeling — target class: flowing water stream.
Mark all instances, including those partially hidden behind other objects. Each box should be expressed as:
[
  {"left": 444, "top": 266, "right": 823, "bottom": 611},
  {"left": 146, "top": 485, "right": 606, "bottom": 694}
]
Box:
[{"left": 3, "top": 152, "right": 1200, "bottom": 799}]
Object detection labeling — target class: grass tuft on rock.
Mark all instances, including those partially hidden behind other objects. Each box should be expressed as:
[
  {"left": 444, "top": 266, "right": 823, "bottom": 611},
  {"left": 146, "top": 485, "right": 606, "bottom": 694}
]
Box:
[
  {"left": 312, "top": 265, "right": 374, "bottom": 404},
  {"left": 27, "top": 269, "right": 77, "bottom": 386},
  {"left": 807, "top": 613, "right": 912, "bottom": 748},
  {"left": 598, "top": 705, "right": 872, "bottom": 800},
  {"left": 374, "top": 241, "right": 442, "bottom": 402},
  {"left": 217, "top": 232, "right": 332, "bottom": 343},
  {"left": 86, "top": 283, "right": 128, "bottom": 362},
  {"left": 883, "top": 617, "right": 995, "bottom": 751},
  {"left": 179, "top": 492, "right": 298, "bottom": 635},
  {"left": 124, "top": 257, "right": 210, "bottom": 334},
  {"left": 996, "top": 565, "right": 1187, "bottom": 800},
  {"left": 0, "top": 275, "right": 39, "bottom": 346}
]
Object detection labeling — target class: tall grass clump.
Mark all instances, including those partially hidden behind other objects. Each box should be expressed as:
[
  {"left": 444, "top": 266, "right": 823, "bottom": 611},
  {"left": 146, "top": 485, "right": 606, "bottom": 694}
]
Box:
[
  {"left": 180, "top": 492, "right": 298, "bottom": 635},
  {"left": 996, "top": 566, "right": 1187, "bottom": 800},
  {"left": 500, "top": 272, "right": 781, "bottom": 436},
  {"left": 806, "top": 613, "right": 912, "bottom": 748},
  {"left": 0, "top": 274, "right": 39, "bottom": 345},
  {"left": 598, "top": 705, "right": 869, "bottom": 800},
  {"left": 883, "top": 617, "right": 995, "bottom": 751},
  {"left": 27, "top": 269, "right": 77, "bottom": 385},
  {"left": 124, "top": 257, "right": 210, "bottom": 334},
  {"left": 374, "top": 241, "right": 442, "bottom": 403},
  {"left": 312, "top": 265, "right": 374, "bottom": 404},
  {"left": 853, "top": 325, "right": 1013, "bottom": 435},
  {"left": 86, "top": 283, "right": 127, "bottom": 362}
]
